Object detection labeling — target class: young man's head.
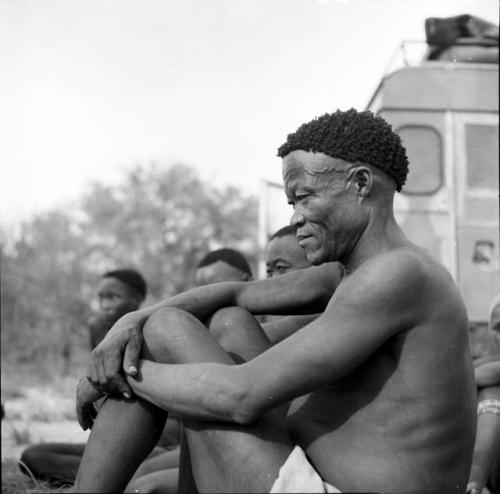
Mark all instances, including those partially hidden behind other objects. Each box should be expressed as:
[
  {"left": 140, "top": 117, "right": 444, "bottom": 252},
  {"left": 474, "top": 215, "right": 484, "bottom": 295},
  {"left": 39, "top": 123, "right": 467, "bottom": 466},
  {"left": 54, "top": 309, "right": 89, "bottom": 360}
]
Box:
[
  {"left": 266, "top": 225, "right": 310, "bottom": 277},
  {"left": 278, "top": 108, "right": 409, "bottom": 266},
  {"left": 195, "top": 248, "right": 253, "bottom": 286},
  {"left": 97, "top": 269, "right": 147, "bottom": 321}
]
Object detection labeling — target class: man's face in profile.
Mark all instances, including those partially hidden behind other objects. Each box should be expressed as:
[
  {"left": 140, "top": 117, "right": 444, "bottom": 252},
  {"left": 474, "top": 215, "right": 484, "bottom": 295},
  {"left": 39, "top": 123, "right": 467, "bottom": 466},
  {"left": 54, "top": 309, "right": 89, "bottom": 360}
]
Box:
[
  {"left": 282, "top": 150, "right": 358, "bottom": 266},
  {"left": 195, "top": 260, "right": 251, "bottom": 286},
  {"left": 265, "top": 234, "right": 310, "bottom": 277},
  {"left": 97, "top": 277, "right": 141, "bottom": 321}
]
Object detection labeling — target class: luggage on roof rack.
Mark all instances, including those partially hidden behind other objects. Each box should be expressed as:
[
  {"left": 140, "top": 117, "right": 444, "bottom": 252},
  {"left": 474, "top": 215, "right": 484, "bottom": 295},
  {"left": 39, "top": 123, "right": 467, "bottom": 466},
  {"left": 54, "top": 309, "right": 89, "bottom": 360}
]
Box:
[{"left": 424, "top": 14, "right": 499, "bottom": 63}]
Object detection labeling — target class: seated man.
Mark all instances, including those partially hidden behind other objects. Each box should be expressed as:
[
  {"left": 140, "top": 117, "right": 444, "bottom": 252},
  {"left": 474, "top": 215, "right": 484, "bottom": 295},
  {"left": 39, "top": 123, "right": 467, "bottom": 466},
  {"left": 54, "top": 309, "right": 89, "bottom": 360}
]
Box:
[
  {"left": 262, "top": 224, "right": 328, "bottom": 344},
  {"left": 75, "top": 109, "right": 476, "bottom": 493},
  {"left": 20, "top": 269, "right": 149, "bottom": 486},
  {"left": 467, "top": 293, "right": 500, "bottom": 494}
]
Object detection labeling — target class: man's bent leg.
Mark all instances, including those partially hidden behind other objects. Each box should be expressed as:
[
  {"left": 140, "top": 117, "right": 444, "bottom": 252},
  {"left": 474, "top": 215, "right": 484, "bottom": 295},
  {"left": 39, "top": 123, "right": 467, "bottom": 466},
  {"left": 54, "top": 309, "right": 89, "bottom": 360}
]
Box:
[
  {"left": 77, "top": 307, "right": 292, "bottom": 493},
  {"left": 177, "top": 307, "right": 276, "bottom": 493},
  {"left": 74, "top": 396, "right": 166, "bottom": 493},
  {"left": 145, "top": 307, "right": 293, "bottom": 493},
  {"left": 208, "top": 306, "right": 272, "bottom": 363}
]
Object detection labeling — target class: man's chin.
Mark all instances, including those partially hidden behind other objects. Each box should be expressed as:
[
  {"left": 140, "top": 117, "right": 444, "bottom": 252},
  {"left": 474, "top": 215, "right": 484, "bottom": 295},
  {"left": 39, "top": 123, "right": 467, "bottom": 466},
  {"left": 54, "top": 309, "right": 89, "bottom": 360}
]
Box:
[{"left": 306, "top": 249, "right": 329, "bottom": 266}]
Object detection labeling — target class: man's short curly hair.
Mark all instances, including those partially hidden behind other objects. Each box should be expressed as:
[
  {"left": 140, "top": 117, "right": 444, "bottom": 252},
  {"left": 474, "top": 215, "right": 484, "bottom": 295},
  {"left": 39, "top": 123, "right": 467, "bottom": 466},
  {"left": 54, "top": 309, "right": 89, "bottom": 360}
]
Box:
[
  {"left": 270, "top": 225, "right": 296, "bottom": 241},
  {"left": 103, "top": 269, "right": 147, "bottom": 299},
  {"left": 197, "top": 248, "right": 252, "bottom": 277},
  {"left": 277, "top": 108, "right": 409, "bottom": 192}
]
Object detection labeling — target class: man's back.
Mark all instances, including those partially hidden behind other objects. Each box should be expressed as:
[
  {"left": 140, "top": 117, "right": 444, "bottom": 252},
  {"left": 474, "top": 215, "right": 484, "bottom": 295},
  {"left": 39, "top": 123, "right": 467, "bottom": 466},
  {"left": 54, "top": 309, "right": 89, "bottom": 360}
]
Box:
[{"left": 285, "top": 246, "right": 476, "bottom": 492}]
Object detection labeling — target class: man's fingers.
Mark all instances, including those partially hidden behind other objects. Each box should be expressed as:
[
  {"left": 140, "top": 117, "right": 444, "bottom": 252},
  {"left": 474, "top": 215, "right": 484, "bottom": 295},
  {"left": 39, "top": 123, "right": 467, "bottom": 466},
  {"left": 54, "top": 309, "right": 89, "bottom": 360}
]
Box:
[
  {"left": 98, "top": 353, "right": 112, "bottom": 386},
  {"left": 466, "top": 481, "right": 484, "bottom": 494},
  {"left": 111, "top": 374, "right": 133, "bottom": 399},
  {"left": 87, "top": 359, "right": 99, "bottom": 387},
  {"left": 123, "top": 336, "right": 141, "bottom": 377},
  {"left": 76, "top": 405, "right": 86, "bottom": 430},
  {"left": 77, "top": 403, "right": 90, "bottom": 431}
]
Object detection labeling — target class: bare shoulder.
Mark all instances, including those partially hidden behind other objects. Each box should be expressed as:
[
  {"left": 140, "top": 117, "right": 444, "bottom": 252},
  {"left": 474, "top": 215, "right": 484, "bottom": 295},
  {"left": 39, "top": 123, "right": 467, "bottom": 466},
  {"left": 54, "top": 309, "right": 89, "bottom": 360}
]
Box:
[
  {"left": 350, "top": 246, "right": 454, "bottom": 293},
  {"left": 332, "top": 246, "right": 465, "bottom": 326}
]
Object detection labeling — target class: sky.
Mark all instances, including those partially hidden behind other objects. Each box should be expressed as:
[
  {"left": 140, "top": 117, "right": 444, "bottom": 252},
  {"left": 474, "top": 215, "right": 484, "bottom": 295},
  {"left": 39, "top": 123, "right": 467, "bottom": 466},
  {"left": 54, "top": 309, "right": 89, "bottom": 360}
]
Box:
[{"left": 1, "top": 0, "right": 498, "bottom": 227}]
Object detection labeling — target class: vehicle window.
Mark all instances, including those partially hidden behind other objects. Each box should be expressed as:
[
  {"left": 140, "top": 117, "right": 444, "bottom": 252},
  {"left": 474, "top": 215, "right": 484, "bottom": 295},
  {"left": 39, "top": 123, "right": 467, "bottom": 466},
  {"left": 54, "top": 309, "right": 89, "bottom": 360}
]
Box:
[
  {"left": 465, "top": 124, "right": 499, "bottom": 190},
  {"left": 397, "top": 126, "right": 443, "bottom": 195}
]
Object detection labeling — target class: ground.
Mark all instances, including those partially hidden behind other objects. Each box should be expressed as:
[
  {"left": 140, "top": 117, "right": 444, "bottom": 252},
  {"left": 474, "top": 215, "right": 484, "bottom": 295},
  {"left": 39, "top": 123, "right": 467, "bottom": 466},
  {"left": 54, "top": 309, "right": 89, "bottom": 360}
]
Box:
[{"left": 2, "top": 372, "right": 89, "bottom": 494}]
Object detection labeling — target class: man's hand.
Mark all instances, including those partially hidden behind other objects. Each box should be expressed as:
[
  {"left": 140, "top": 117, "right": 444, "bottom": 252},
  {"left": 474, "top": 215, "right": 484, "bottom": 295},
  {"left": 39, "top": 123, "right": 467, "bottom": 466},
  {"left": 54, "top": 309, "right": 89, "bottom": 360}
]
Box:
[
  {"left": 76, "top": 377, "right": 105, "bottom": 430},
  {"left": 466, "top": 478, "right": 488, "bottom": 494},
  {"left": 86, "top": 311, "right": 146, "bottom": 398}
]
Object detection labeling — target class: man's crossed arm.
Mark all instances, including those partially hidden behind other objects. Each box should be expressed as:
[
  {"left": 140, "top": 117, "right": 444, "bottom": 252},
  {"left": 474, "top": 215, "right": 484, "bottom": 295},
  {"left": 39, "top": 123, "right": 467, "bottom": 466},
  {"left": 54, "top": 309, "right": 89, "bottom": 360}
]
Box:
[
  {"left": 80, "top": 252, "right": 429, "bottom": 429},
  {"left": 85, "top": 263, "right": 342, "bottom": 399}
]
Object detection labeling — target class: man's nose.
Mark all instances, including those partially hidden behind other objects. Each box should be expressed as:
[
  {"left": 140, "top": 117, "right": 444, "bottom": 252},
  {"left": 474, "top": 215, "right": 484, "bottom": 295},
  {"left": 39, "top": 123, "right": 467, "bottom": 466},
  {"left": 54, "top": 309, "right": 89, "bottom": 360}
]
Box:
[{"left": 290, "top": 209, "right": 306, "bottom": 227}]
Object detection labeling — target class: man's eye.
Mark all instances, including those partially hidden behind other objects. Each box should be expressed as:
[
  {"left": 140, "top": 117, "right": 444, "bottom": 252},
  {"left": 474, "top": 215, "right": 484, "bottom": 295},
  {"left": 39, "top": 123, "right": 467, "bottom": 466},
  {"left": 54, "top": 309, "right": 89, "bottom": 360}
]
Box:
[
  {"left": 296, "top": 194, "right": 308, "bottom": 202},
  {"left": 276, "top": 266, "right": 289, "bottom": 274}
]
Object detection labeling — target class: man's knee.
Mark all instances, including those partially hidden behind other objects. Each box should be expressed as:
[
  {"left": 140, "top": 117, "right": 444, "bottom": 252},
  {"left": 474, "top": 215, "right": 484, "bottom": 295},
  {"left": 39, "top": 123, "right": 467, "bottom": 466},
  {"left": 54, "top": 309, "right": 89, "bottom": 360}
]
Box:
[
  {"left": 208, "top": 307, "right": 254, "bottom": 342},
  {"left": 143, "top": 307, "right": 192, "bottom": 344},
  {"left": 208, "top": 307, "right": 270, "bottom": 363},
  {"left": 142, "top": 307, "right": 204, "bottom": 362}
]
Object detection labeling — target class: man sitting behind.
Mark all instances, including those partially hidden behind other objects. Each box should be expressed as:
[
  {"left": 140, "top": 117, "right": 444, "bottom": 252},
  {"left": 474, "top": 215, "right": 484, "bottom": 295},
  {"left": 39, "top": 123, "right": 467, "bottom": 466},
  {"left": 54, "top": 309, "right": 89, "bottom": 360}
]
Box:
[
  {"left": 467, "top": 293, "right": 500, "bottom": 494},
  {"left": 265, "top": 225, "right": 311, "bottom": 278},
  {"left": 20, "top": 269, "right": 147, "bottom": 486},
  {"left": 75, "top": 109, "right": 476, "bottom": 494},
  {"left": 262, "top": 224, "right": 331, "bottom": 344}
]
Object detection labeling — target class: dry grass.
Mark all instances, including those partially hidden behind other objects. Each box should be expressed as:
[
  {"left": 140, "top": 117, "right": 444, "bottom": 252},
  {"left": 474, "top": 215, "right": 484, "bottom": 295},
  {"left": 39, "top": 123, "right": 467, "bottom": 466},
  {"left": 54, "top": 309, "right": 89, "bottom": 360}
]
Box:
[
  {"left": 1, "top": 365, "right": 90, "bottom": 494},
  {"left": 2, "top": 458, "right": 73, "bottom": 494}
]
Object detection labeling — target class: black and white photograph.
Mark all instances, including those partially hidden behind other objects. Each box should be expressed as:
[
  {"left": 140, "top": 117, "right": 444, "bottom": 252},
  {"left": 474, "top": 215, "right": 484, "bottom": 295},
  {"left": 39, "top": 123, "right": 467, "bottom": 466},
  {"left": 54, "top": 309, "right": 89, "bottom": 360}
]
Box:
[{"left": 1, "top": 1, "right": 499, "bottom": 493}]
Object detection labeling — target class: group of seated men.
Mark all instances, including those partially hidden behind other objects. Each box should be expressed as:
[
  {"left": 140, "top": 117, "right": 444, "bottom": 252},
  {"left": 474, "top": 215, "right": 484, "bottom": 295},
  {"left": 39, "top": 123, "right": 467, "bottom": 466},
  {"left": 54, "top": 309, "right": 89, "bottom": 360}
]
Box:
[
  {"left": 18, "top": 109, "right": 500, "bottom": 493},
  {"left": 20, "top": 224, "right": 316, "bottom": 492}
]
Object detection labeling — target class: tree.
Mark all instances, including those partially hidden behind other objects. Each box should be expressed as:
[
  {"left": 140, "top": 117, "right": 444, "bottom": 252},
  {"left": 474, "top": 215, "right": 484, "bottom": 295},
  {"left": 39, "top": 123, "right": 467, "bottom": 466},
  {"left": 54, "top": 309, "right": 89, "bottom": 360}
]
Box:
[
  {"left": 1, "top": 211, "right": 92, "bottom": 378},
  {"left": 1, "top": 162, "right": 258, "bottom": 377},
  {"left": 79, "top": 162, "right": 258, "bottom": 299}
]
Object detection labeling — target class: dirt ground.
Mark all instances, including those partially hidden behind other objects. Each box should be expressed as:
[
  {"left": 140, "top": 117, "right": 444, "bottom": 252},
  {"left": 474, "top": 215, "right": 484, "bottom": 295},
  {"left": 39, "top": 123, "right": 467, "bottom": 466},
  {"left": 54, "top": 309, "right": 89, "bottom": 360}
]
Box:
[{"left": 1, "top": 377, "right": 90, "bottom": 493}]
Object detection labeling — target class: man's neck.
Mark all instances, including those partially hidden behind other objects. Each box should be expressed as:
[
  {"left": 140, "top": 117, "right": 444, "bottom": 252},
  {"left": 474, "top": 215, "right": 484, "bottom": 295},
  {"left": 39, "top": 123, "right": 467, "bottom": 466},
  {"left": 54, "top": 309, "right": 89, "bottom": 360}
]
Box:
[{"left": 344, "top": 212, "right": 407, "bottom": 274}]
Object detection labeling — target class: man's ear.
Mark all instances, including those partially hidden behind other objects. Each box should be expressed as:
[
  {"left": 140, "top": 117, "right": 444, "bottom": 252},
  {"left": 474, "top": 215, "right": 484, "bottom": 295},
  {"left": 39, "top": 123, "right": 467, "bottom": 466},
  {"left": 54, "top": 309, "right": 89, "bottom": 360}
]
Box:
[
  {"left": 346, "top": 166, "right": 373, "bottom": 198},
  {"left": 242, "top": 272, "right": 252, "bottom": 282}
]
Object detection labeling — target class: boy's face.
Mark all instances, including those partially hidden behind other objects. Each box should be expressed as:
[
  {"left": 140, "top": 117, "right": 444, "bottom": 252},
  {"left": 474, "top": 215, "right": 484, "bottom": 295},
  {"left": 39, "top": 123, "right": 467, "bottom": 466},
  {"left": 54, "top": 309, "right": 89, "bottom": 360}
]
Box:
[
  {"left": 266, "top": 234, "right": 310, "bottom": 277},
  {"left": 97, "top": 277, "right": 142, "bottom": 320}
]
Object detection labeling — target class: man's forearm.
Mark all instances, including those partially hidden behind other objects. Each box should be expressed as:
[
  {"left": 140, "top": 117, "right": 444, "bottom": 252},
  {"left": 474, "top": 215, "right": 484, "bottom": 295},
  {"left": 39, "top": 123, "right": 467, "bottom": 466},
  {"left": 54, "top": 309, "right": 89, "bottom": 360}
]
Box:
[
  {"left": 137, "top": 282, "right": 243, "bottom": 322},
  {"left": 470, "top": 386, "right": 500, "bottom": 488},
  {"left": 127, "top": 360, "right": 251, "bottom": 424},
  {"left": 137, "top": 264, "right": 339, "bottom": 323}
]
